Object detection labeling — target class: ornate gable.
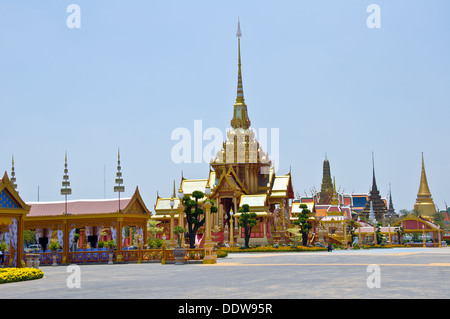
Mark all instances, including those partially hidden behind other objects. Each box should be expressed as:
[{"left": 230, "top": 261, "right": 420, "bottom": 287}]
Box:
[
  {"left": 210, "top": 169, "right": 244, "bottom": 198},
  {"left": 0, "top": 189, "right": 19, "bottom": 209},
  {"left": 0, "top": 172, "right": 29, "bottom": 211},
  {"left": 123, "top": 187, "right": 151, "bottom": 215}
]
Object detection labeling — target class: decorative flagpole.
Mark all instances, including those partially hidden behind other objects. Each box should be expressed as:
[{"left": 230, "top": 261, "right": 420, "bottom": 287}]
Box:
[
  {"left": 114, "top": 148, "right": 125, "bottom": 212},
  {"left": 60, "top": 151, "right": 72, "bottom": 215}
]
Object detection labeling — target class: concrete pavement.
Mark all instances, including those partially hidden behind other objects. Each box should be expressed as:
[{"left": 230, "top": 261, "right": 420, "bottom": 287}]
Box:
[{"left": 1, "top": 247, "right": 449, "bottom": 299}]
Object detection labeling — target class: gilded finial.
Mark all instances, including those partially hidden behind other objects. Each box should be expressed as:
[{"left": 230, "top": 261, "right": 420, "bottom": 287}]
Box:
[{"left": 172, "top": 180, "right": 176, "bottom": 199}]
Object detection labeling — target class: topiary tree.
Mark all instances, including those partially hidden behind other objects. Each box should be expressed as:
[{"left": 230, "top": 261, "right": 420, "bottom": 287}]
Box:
[
  {"left": 173, "top": 226, "right": 186, "bottom": 248},
  {"left": 181, "top": 190, "right": 218, "bottom": 248},
  {"left": 147, "top": 219, "right": 164, "bottom": 242},
  {"left": 375, "top": 222, "right": 383, "bottom": 244},
  {"left": 395, "top": 225, "right": 404, "bottom": 244},
  {"left": 238, "top": 204, "right": 257, "bottom": 248},
  {"left": 293, "top": 204, "right": 312, "bottom": 246}
]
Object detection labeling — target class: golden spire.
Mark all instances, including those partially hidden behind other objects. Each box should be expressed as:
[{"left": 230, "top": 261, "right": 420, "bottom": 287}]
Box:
[
  {"left": 231, "top": 18, "right": 251, "bottom": 130},
  {"left": 414, "top": 152, "right": 436, "bottom": 220},
  {"left": 330, "top": 176, "right": 338, "bottom": 205},
  {"left": 236, "top": 19, "right": 244, "bottom": 103},
  {"left": 172, "top": 180, "right": 176, "bottom": 199},
  {"left": 417, "top": 152, "right": 431, "bottom": 197}
]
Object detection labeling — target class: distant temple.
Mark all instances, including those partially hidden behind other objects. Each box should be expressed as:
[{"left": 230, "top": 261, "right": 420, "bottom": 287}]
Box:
[
  {"left": 317, "top": 155, "right": 334, "bottom": 205},
  {"left": 360, "top": 154, "right": 387, "bottom": 223},
  {"left": 386, "top": 183, "right": 396, "bottom": 219},
  {"left": 414, "top": 153, "right": 437, "bottom": 221},
  {"left": 297, "top": 154, "right": 388, "bottom": 221}
]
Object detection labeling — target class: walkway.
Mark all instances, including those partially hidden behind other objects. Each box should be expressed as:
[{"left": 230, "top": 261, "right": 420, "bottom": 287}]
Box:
[{"left": 1, "top": 247, "right": 449, "bottom": 299}]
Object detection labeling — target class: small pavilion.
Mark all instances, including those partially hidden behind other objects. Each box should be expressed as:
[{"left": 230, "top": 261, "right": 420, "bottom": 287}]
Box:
[
  {"left": 393, "top": 215, "right": 443, "bottom": 247},
  {"left": 24, "top": 186, "right": 151, "bottom": 263},
  {"left": 0, "top": 172, "right": 30, "bottom": 267}
]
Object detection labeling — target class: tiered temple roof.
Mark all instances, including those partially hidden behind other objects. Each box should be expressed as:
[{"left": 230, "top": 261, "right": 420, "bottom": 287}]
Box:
[{"left": 360, "top": 154, "right": 387, "bottom": 222}]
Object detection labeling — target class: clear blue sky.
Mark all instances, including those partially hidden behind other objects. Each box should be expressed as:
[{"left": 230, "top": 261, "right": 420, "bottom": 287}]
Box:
[{"left": 1, "top": 1, "right": 449, "bottom": 212}]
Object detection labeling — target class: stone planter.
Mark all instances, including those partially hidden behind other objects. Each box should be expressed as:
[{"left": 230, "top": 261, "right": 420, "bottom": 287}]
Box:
[
  {"left": 26, "top": 254, "right": 34, "bottom": 268},
  {"left": 32, "top": 254, "right": 40, "bottom": 269},
  {"left": 108, "top": 248, "right": 114, "bottom": 265},
  {"left": 52, "top": 252, "right": 58, "bottom": 266},
  {"left": 173, "top": 247, "right": 186, "bottom": 265}
]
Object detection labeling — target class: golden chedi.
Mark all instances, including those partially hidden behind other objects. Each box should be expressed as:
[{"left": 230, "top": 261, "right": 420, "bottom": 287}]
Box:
[{"left": 414, "top": 153, "right": 437, "bottom": 221}]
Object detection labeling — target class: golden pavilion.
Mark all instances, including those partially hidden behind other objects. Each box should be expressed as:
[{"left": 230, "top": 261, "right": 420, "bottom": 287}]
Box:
[{"left": 153, "top": 21, "right": 294, "bottom": 247}]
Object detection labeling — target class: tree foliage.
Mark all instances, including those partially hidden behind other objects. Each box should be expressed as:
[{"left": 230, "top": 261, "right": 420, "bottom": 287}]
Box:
[
  {"left": 181, "top": 191, "right": 217, "bottom": 248},
  {"left": 238, "top": 204, "right": 257, "bottom": 248},
  {"left": 147, "top": 220, "right": 164, "bottom": 239},
  {"left": 293, "top": 204, "right": 312, "bottom": 246}
]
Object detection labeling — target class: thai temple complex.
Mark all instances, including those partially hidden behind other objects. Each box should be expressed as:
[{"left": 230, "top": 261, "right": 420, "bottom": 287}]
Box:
[
  {"left": 0, "top": 21, "right": 448, "bottom": 268},
  {"left": 154, "top": 21, "right": 294, "bottom": 247}
]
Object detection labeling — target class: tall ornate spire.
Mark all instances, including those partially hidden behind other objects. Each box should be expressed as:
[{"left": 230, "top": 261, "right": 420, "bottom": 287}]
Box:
[
  {"left": 417, "top": 152, "right": 431, "bottom": 197},
  {"left": 371, "top": 151, "right": 378, "bottom": 193},
  {"left": 11, "top": 154, "right": 17, "bottom": 192},
  {"left": 231, "top": 19, "right": 251, "bottom": 130},
  {"left": 387, "top": 183, "right": 396, "bottom": 217},
  {"left": 330, "top": 176, "right": 339, "bottom": 205},
  {"left": 318, "top": 154, "right": 333, "bottom": 204},
  {"left": 61, "top": 151, "right": 72, "bottom": 214},
  {"left": 414, "top": 152, "right": 436, "bottom": 220},
  {"left": 114, "top": 148, "right": 125, "bottom": 206},
  {"left": 61, "top": 152, "right": 72, "bottom": 195},
  {"left": 360, "top": 152, "right": 387, "bottom": 222}
]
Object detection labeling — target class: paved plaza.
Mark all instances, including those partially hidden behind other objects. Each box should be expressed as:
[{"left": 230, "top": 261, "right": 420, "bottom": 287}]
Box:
[{"left": 2, "top": 247, "right": 450, "bottom": 299}]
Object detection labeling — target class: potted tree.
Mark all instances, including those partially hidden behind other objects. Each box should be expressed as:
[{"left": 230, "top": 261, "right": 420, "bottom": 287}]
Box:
[
  {"left": 48, "top": 240, "right": 60, "bottom": 266},
  {"left": 173, "top": 226, "right": 187, "bottom": 265}
]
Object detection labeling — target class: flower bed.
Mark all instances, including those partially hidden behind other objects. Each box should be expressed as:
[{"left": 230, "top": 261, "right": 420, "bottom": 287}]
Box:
[
  {"left": 0, "top": 268, "right": 44, "bottom": 284},
  {"left": 216, "top": 250, "right": 228, "bottom": 258},
  {"left": 219, "top": 245, "right": 326, "bottom": 253}
]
